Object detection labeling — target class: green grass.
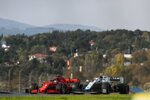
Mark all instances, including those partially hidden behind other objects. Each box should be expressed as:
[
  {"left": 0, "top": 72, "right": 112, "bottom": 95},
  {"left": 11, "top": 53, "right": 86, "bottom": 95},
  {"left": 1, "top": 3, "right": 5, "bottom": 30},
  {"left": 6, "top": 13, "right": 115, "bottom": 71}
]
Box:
[{"left": 0, "top": 94, "right": 132, "bottom": 100}]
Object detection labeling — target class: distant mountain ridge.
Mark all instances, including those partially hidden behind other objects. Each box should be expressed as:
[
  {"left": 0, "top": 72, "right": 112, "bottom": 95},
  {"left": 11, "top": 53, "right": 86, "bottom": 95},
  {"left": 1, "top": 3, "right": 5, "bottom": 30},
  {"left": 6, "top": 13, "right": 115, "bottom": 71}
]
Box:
[
  {"left": 0, "top": 18, "right": 102, "bottom": 35},
  {"left": 0, "top": 18, "right": 34, "bottom": 30},
  {"left": 45, "top": 24, "right": 102, "bottom": 32}
]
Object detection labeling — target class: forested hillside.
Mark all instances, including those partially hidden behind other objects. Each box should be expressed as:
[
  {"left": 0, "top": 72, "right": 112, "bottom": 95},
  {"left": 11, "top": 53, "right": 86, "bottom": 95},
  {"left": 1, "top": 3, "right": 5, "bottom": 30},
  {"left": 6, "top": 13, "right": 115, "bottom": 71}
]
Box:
[{"left": 0, "top": 29, "right": 150, "bottom": 91}]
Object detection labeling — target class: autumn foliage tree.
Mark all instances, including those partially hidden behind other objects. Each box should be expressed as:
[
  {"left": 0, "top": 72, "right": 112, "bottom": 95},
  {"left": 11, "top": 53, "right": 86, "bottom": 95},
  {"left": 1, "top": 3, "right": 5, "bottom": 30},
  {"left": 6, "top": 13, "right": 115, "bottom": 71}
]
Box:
[{"left": 104, "top": 53, "right": 126, "bottom": 77}]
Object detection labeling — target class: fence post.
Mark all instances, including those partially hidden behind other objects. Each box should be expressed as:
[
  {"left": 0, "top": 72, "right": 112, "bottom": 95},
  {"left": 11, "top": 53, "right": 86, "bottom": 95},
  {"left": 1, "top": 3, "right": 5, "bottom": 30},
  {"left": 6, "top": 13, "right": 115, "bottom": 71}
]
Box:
[
  {"left": 8, "top": 67, "right": 13, "bottom": 92},
  {"left": 18, "top": 69, "right": 24, "bottom": 93},
  {"left": 29, "top": 71, "right": 34, "bottom": 89}
]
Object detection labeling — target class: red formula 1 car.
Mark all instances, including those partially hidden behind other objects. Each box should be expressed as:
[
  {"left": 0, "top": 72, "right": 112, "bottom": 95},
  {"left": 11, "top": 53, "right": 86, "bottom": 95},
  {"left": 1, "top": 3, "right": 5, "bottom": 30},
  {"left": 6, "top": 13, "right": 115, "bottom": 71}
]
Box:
[{"left": 25, "top": 76, "right": 81, "bottom": 94}]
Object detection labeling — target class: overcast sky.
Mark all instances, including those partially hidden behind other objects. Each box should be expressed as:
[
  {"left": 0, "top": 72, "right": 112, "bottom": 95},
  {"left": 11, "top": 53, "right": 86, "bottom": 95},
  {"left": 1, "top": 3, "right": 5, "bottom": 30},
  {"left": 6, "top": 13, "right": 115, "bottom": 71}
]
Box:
[{"left": 0, "top": 0, "right": 150, "bottom": 31}]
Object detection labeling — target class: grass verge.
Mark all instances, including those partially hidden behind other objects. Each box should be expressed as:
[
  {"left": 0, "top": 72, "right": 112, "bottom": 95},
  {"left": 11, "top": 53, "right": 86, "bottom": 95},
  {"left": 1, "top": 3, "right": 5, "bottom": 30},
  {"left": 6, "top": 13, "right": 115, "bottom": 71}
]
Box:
[{"left": 0, "top": 94, "right": 132, "bottom": 100}]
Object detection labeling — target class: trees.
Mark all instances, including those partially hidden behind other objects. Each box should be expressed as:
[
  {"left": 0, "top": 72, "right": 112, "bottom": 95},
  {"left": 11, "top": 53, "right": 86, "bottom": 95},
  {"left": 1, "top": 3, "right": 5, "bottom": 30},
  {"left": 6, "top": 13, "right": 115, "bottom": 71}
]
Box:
[
  {"left": 81, "top": 51, "right": 103, "bottom": 79},
  {"left": 114, "top": 53, "right": 124, "bottom": 65},
  {"left": 104, "top": 62, "right": 126, "bottom": 77},
  {"left": 104, "top": 53, "right": 127, "bottom": 78},
  {"left": 132, "top": 50, "right": 147, "bottom": 63},
  {"left": 128, "top": 62, "right": 150, "bottom": 86},
  {"left": 30, "top": 45, "right": 48, "bottom": 54},
  {"left": 0, "top": 29, "right": 150, "bottom": 87}
]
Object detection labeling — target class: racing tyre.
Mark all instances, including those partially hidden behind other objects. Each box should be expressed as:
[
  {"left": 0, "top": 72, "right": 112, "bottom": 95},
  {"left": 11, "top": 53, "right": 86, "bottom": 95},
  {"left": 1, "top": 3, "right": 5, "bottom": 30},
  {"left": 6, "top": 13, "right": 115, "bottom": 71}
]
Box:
[
  {"left": 119, "top": 84, "right": 129, "bottom": 94},
  {"left": 60, "top": 84, "right": 67, "bottom": 94},
  {"left": 101, "top": 82, "right": 110, "bottom": 94}
]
